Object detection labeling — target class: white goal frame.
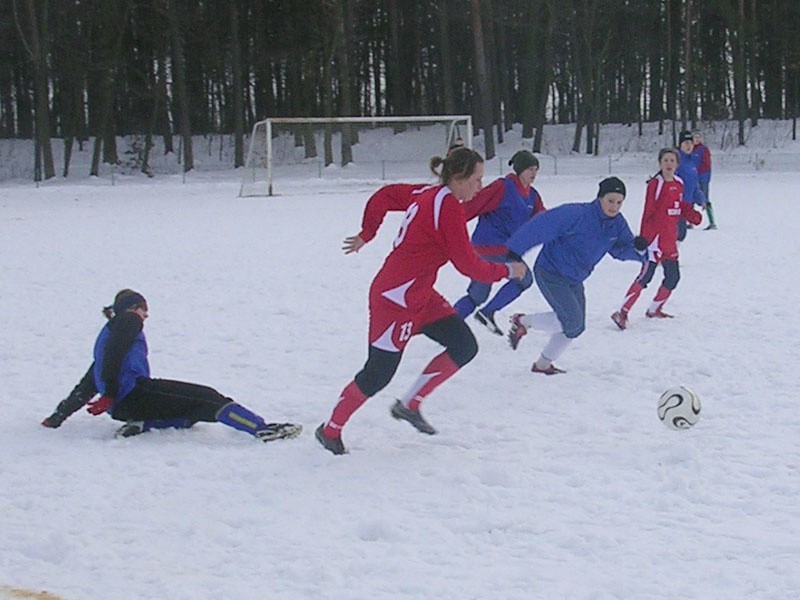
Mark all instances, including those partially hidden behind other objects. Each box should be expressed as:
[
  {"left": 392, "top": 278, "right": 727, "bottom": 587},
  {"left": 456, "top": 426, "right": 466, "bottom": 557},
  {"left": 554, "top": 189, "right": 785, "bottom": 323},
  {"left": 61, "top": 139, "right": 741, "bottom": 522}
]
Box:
[{"left": 239, "top": 115, "right": 473, "bottom": 197}]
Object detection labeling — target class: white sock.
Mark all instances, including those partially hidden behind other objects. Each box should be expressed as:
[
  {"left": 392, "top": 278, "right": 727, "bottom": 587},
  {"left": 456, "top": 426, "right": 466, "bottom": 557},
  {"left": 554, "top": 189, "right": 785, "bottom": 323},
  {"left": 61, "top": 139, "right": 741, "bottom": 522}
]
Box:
[{"left": 540, "top": 332, "right": 572, "bottom": 364}]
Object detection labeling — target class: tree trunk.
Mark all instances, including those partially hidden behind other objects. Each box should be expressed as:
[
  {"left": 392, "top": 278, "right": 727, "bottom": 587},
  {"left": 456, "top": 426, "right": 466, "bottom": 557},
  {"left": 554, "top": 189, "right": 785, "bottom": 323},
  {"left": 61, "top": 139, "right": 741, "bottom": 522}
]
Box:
[
  {"left": 230, "top": 0, "right": 244, "bottom": 167},
  {"left": 438, "top": 0, "right": 456, "bottom": 115},
  {"left": 19, "top": 0, "right": 55, "bottom": 179},
  {"left": 470, "top": 0, "right": 494, "bottom": 159},
  {"left": 167, "top": 0, "right": 194, "bottom": 171}
]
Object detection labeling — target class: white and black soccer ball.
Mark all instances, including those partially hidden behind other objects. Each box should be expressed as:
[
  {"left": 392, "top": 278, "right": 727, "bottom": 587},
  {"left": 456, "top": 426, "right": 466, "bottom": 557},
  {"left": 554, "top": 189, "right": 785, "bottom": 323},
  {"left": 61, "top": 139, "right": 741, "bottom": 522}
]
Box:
[{"left": 657, "top": 386, "right": 701, "bottom": 430}]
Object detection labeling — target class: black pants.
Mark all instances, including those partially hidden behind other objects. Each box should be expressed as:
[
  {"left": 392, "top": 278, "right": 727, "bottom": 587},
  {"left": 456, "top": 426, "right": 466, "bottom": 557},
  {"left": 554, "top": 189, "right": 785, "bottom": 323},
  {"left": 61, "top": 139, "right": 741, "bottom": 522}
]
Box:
[
  {"left": 354, "top": 315, "right": 478, "bottom": 397},
  {"left": 112, "top": 378, "right": 231, "bottom": 423}
]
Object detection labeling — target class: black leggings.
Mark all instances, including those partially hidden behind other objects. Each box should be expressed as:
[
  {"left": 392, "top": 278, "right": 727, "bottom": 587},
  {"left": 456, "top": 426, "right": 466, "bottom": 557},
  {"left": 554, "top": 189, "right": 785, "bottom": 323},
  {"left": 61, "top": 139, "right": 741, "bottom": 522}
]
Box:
[
  {"left": 638, "top": 259, "right": 680, "bottom": 291},
  {"left": 112, "top": 378, "right": 232, "bottom": 423},
  {"left": 354, "top": 315, "right": 478, "bottom": 397}
]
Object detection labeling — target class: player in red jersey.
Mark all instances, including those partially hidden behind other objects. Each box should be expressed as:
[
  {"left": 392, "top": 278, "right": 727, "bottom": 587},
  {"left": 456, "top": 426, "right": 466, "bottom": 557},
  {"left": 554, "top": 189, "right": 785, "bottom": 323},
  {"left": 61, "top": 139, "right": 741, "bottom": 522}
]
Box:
[
  {"left": 316, "top": 148, "right": 527, "bottom": 455},
  {"left": 611, "top": 148, "right": 703, "bottom": 329}
]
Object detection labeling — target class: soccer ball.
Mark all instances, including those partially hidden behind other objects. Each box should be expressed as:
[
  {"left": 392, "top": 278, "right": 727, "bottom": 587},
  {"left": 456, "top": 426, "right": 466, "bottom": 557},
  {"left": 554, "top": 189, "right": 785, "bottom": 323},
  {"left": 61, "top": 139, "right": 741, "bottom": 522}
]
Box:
[{"left": 657, "top": 386, "right": 701, "bottom": 430}]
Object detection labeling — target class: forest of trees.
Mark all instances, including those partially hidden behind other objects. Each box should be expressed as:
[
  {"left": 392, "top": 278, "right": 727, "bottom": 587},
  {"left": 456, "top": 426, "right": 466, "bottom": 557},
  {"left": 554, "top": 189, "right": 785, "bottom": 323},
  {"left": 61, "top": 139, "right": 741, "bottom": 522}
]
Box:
[{"left": 3, "top": 0, "right": 800, "bottom": 179}]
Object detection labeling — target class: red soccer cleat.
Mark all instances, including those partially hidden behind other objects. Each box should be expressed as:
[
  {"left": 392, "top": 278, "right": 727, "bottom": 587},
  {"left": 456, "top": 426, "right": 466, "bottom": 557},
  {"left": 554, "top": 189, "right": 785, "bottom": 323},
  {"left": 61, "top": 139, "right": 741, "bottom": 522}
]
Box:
[
  {"left": 531, "top": 363, "right": 566, "bottom": 375},
  {"left": 646, "top": 307, "right": 674, "bottom": 319},
  {"left": 508, "top": 314, "right": 528, "bottom": 350},
  {"left": 611, "top": 310, "right": 628, "bottom": 330}
]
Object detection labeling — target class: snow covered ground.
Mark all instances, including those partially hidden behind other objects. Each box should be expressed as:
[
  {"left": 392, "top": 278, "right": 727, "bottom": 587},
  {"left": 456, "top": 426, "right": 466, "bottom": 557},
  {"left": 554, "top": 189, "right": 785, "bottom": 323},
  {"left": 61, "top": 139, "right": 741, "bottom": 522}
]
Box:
[{"left": 2, "top": 124, "right": 800, "bottom": 599}]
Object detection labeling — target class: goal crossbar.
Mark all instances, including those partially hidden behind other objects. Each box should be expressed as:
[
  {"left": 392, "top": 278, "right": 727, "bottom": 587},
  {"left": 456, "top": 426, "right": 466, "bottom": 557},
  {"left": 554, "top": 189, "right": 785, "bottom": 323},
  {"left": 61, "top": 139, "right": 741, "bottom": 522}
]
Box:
[{"left": 239, "top": 115, "right": 473, "bottom": 196}]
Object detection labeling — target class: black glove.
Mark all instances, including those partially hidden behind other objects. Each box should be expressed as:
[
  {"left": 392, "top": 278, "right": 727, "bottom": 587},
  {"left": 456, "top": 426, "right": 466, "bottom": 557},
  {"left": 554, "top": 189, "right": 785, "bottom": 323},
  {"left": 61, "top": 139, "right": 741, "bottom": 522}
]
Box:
[
  {"left": 42, "top": 411, "right": 67, "bottom": 428},
  {"left": 633, "top": 236, "right": 649, "bottom": 252}
]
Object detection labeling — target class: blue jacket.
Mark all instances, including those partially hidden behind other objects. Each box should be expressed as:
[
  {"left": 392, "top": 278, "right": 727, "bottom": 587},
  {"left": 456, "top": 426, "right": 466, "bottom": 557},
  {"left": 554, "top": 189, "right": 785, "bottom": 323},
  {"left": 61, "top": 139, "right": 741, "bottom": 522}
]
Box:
[
  {"left": 471, "top": 177, "right": 543, "bottom": 247},
  {"left": 93, "top": 313, "right": 150, "bottom": 407},
  {"left": 677, "top": 150, "right": 707, "bottom": 205},
  {"left": 507, "top": 199, "right": 643, "bottom": 284}
]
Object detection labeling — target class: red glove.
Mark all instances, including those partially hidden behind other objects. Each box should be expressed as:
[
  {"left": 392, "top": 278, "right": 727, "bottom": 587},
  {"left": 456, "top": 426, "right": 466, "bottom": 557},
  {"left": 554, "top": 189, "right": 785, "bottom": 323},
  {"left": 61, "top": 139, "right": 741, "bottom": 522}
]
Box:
[{"left": 86, "top": 395, "right": 113, "bottom": 415}]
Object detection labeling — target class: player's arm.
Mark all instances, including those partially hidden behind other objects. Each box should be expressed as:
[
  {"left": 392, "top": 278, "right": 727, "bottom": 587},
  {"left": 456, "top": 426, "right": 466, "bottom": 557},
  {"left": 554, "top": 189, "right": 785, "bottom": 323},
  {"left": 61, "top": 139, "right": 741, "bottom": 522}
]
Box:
[
  {"left": 440, "top": 198, "right": 516, "bottom": 283},
  {"left": 354, "top": 184, "right": 425, "bottom": 245},
  {"left": 681, "top": 200, "right": 703, "bottom": 226},
  {"left": 639, "top": 179, "right": 658, "bottom": 239},
  {"left": 461, "top": 179, "right": 504, "bottom": 221},
  {"left": 41, "top": 363, "right": 98, "bottom": 428}
]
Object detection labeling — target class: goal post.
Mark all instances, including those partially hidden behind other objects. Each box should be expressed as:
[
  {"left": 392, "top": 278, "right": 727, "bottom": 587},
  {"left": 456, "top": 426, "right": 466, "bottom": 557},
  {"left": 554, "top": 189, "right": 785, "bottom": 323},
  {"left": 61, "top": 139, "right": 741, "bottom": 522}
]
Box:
[{"left": 239, "top": 115, "right": 473, "bottom": 197}]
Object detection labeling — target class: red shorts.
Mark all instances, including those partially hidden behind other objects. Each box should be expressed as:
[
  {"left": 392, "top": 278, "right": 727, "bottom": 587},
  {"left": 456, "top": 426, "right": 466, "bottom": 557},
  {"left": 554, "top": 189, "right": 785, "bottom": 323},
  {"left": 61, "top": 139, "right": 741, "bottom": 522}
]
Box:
[{"left": 367, "top": 287, "right": 455, "bottom": 353}]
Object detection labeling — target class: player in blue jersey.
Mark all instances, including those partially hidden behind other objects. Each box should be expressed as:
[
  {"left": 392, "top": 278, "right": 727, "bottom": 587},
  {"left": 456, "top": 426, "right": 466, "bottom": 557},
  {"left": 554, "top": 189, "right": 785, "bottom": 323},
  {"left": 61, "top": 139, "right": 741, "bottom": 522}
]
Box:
[
  {"left": 453, "top": 150, "right": 546, "bottom": 335},
  {"left": 42, "top": 289, "right": 301, "bottom": 442},
  {"left": 506, "top": 177, "right": 647, "bottom": 374}
]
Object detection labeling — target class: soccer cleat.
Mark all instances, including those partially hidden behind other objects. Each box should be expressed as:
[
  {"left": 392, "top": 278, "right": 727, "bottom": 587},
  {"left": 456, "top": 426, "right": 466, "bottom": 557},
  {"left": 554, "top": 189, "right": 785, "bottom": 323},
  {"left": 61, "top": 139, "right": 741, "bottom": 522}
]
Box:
[
  {"left": 610, "top": 311, "right": 628, "bottom": 330},
  {"left": 531, "top": 363, "right": 566, "bottom": 375},
  {"left": 315, "top": 423, "right": 347, "bottom": 455},
  {"left": 114, "top": 421, "right": 145, "bottom": 438},
  {"left": 255, "top": 422, "right": 303, "bottom": 442},
  {"left": 704, "top": 224, "right": 717, "bottom": 230},
  {"left": 390, "top": 400, "right": 437, "bottom": 435},
  {"left": 507, "top": 313, "right": 528, "bottom": 350},
  {"left": 474, "top": 310, "right": 503, "bottom": 336},
  {"left": 646, "top": 307, "right": 674, "bottom": 319}
]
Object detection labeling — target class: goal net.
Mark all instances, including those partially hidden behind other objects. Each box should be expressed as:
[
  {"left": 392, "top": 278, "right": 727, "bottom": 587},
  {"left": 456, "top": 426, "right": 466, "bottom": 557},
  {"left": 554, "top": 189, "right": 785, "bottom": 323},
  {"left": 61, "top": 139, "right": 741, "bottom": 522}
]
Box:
[{"left": 239, "top": 115, "right": 473, "bottom": 197}]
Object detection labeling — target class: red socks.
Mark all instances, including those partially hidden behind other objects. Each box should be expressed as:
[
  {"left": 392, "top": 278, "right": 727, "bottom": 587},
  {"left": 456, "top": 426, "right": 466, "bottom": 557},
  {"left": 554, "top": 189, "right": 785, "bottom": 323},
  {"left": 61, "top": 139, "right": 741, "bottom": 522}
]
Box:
[{"left": 324, "top": 380, "right": 367, "bottom": 438}]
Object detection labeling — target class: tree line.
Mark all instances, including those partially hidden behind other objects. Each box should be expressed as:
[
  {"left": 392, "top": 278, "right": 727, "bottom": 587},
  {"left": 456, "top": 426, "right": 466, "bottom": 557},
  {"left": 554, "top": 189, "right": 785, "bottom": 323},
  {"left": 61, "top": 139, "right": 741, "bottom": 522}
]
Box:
[{"left": 4, "top": 0, "right": 800, "bottom": 179}]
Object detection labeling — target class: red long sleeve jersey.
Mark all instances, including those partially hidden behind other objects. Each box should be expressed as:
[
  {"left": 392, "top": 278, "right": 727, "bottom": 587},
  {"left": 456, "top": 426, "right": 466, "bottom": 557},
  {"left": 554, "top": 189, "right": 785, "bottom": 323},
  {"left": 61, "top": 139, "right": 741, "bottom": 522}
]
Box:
[
  {"left": 371, "top": 185, "right": 508, "bottom": 310},
  {"left": 640, "top": 174, "right": 702, "bottom": 260}
]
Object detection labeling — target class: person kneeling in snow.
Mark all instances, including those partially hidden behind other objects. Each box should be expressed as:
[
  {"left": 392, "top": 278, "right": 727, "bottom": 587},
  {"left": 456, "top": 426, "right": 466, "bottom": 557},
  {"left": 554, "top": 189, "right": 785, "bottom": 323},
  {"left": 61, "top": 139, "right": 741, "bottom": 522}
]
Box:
[{"left": 42, "top": 289, "right": 301, "bottom": 442}]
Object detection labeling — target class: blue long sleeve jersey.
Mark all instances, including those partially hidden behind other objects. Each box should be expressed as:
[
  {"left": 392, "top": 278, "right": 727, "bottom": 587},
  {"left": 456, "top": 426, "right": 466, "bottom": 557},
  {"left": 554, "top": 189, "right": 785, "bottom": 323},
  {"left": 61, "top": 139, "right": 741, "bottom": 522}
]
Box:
[
  {"left": 507, "top": 198, "right": 643, "bottom": 284},
  {"left": 677, "top": 150, "right": 707, "bottom": 205}
]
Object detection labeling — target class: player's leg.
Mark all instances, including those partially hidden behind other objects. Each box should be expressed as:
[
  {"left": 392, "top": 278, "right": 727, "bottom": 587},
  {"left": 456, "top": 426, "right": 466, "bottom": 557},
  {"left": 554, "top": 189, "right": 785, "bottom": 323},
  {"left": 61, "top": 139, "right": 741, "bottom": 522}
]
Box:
[
  {"left": 647, "top": 260, "right": 680, "bottom": 318},
  {"left": 612, "top": 261, "right": 656, "bottom": 329}
]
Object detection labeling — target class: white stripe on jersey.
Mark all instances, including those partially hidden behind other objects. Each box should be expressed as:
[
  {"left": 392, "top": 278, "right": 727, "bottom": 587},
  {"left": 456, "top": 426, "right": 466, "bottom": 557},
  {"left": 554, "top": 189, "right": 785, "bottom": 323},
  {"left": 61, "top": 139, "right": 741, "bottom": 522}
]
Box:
[
  {"left": 372, "top": 322, "right": 400, "bottom": 352},
  {"left": 381, "top": 279, "right": 415, "bottom": 308},
  {"left": 433, "top": 186, "right": 450, "bottom": 231}
]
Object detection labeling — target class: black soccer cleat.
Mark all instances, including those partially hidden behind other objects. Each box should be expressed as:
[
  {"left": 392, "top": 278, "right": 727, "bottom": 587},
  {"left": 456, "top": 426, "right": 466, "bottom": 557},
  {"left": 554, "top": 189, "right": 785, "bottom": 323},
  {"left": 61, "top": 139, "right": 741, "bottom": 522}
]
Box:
[
  {"left": 256, "top": 422, "right": 303, "bottom": 442},
  {"left": 390, "top": 400, "right": 437, "bottom": 435},
  {"left": 315, "top": 423, "right": 347, "bottom": 455},
  {"left": 475, "top": 310, "right": 503, "bottom": 336}
]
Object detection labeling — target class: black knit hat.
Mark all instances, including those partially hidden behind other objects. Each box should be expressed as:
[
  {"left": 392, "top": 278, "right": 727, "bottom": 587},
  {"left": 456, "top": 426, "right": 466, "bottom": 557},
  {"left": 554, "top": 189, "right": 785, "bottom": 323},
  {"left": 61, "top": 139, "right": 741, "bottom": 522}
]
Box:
[
  {"left": 508, "top": 150, "right": 539, "bottom": 175},
  {"left": 112, "top": 289, "right": 147, "bottom": 314},
  {"left": 679, "top": 130, "right": 693, "bottom": 145},
  {"left": 598, "top": 176, "right": 626, "bottom": 198}
]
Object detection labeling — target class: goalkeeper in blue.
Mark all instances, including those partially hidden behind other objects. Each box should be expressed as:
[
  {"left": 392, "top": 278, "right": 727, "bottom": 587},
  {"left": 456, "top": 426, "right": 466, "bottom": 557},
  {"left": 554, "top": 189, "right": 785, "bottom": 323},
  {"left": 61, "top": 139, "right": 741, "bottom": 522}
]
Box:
[
  {"left": 506, "top": 177, "right": 647, "bottom": 374},
  {"left": 42, "top": 289, "right": 302, "bottom": 442}
]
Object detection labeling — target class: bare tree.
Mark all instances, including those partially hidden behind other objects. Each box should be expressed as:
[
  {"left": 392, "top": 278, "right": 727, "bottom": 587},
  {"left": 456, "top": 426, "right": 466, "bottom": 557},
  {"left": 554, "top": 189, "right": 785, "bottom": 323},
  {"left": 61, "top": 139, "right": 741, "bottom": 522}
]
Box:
[
  {"left": 14, "top": 0, "right": 55, "bottom": 180},
  {"left": 471, "top": 0, "right": 494, "bottom": 158}
]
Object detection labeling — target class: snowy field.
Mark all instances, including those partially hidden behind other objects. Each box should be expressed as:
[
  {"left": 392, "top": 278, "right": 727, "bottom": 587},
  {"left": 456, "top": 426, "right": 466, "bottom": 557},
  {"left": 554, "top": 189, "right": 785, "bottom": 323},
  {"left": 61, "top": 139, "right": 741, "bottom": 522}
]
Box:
[{"left": 2, "top": 126, "right": 800, "bottom": 599}]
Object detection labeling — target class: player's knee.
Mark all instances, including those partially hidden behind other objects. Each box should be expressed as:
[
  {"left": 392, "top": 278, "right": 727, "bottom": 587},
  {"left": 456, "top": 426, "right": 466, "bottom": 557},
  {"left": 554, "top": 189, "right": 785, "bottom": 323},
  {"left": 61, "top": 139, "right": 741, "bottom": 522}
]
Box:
[
  {"left": 663, "top": 263, "right": 680, "bottom": 290},
  {"left": 467, "top": 282, "right": 491, "bottom": 305},
  {"left": 448, "top": 334, "right": 478, "bottom": 367},
  {"left": 355, "top": 349, "right": 401, "bottom": 397},
  {"left": 518, "top": 269, "right": 533, "bottom": 290}
]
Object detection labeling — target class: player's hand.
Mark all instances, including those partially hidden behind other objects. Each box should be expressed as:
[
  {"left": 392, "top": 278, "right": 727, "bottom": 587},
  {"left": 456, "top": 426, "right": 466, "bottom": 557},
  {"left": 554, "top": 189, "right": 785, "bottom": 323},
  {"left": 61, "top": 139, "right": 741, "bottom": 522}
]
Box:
[
  {"left": 42, "top": 411, "right": 67, "bottom": 428},
  {"left": 506, "top": 261, "right": 528, "bottom": 281},
  {"left": 633, "top": 236, "right": 649, "bottom": 252},
  {"left": 342, "top": 234, "right": 366, "bottom": 254},
  {"left": 86, "top": 395, "right": 113, "bottom": 416}
]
